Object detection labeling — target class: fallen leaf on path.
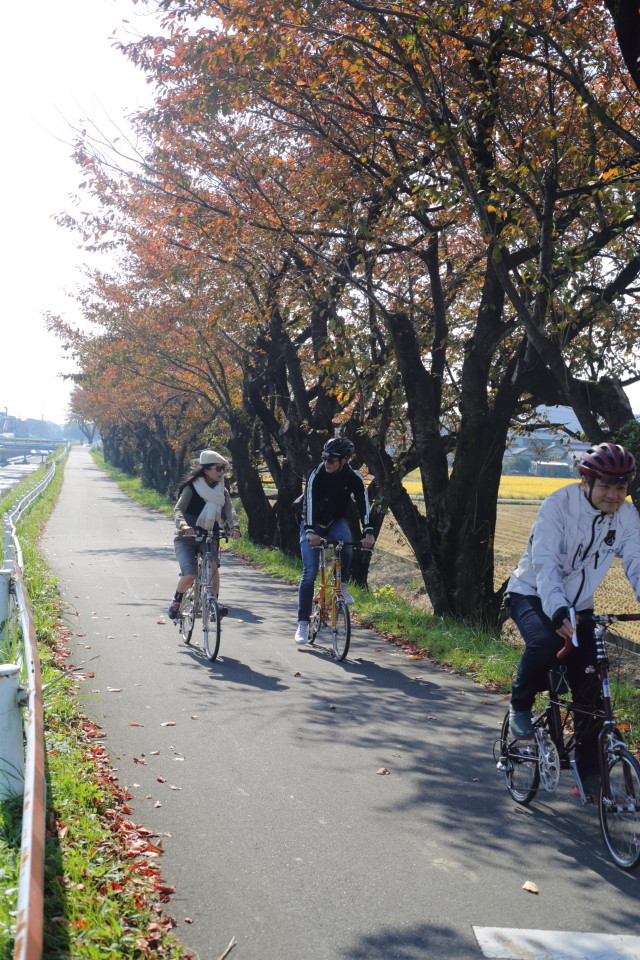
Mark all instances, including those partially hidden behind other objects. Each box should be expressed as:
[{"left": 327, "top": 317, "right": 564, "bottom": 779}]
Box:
[
  {"left": 522, "top": 881, "right": 539, "bottom": 894},
  {"left": 129, "top": 723, "right": 144, "bottom": 727},
  {"left": 376, "top": 767, "right": 391, "bottom": 775},
  {"left": 190, "top": 716, "right": 198, "bottom": 720},
  {"left": 106, "top": 687, "right": 122, "bottom": 693},
  {"left": 154, "top": 801, "right": 161, "bottom": 807},
  {"left": 157, "top": 777, "right": 167, "bottom": 783},
  {"left": 293, "top": 672, "right": 302, "bottom": 677},
  {"left": 133, "top": 757, "right": 147, "bottom": 765},
  {"left": 160, "top": 721, "right": 176, "bottom": 727},
  {"left": 184, "top": 917, "right": 193, "bottom": 923},
  {"left": 169, "top": 785, "right": 182, "bottom": 791},
  {"left": 157, "top": 620, "right": 167, "bottom": 624}
]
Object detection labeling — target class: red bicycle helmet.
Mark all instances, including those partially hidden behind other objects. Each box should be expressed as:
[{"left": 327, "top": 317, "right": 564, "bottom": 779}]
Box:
[{"left": 577, "top": 442, "right": 636, "bottom": 483}]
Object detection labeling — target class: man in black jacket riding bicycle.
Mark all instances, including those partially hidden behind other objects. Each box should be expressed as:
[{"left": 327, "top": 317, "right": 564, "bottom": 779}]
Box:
[{"left": 294, "top": 438, "right": 375, "bottom": 644}]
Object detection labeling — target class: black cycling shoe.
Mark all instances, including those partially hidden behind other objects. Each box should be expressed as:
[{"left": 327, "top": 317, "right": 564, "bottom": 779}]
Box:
[{"left": 218, "top": 604, "right": 228, "bottom": 618}]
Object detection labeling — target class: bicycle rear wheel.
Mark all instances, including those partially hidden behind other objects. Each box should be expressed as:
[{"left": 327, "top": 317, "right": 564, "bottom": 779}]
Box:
[
  {"left": 202, "top": 593, "right": 221, "bottom": 662},
  {"left": 179, "top": 587, "right": 195, "bottom": 644},
  {"left": 599, "top": 746, "right": 640, "bottom": 871},
  {"left": 309, "top": 601, "right": 322, "bottom": 644},
  {"left": 499, "top": 712, "right": 540, "bottom": 805},
  {"left": 332, "top": 599, "right": 351, "bottom": 661}
]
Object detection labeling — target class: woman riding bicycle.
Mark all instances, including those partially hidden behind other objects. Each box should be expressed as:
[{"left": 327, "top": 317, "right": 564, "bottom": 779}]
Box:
[
  {"left": 167, "top": 450, "right": 241, "bottom": 621},
  {"left": 505, "top": 441, "right": 640, "bottom": 795}
]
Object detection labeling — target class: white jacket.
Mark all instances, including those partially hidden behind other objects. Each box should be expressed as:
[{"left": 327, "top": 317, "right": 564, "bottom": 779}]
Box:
[{"left": 507, "top": 482, "right": 640, "bottom": 620}]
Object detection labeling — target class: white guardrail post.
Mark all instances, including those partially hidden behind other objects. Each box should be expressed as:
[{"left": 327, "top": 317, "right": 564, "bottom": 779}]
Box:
[
  {"left": 0, "top": 663, "right": 25, "bottom": 799},
  {"left": 0, "top": 563, "right": 12, "bottom": 645}
]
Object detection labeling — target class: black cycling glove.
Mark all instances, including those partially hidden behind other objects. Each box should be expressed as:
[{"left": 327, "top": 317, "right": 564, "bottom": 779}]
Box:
[{"left": 551, "top": 606, "right": 570, "bottom": 630}]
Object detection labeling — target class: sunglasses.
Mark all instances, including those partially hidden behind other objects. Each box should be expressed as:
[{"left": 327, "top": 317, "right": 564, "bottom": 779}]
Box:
[{"left": 322, "top": 456, "right": 340, "bottom": 464}]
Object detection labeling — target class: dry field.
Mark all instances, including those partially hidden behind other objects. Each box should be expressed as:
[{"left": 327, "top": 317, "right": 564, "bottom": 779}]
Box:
[{"left": 374, "top": 497, "right": 640, "bottom": 642}]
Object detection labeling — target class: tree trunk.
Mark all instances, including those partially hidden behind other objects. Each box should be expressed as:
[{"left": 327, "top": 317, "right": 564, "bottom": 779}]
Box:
[{"left": 227, "top": 414, "right": 277, "bottom": 544}]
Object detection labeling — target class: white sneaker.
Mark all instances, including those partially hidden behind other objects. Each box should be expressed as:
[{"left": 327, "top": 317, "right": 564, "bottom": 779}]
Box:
[
  {"left": 294, "top": 621, "right": 309, "bottom": 644},
  {"left": 340, "top": 586, "right": 354, "bottom": 605}
]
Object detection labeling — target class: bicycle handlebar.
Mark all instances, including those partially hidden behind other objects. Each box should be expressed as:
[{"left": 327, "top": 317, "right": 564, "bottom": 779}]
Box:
[
  {"left": 192, "top": 527, "right": 229, "bottom": 542},
  {"left": 556, "top": 610, "right": 640, "bottom": 660},
  {"left": 311, "top": 539, "right": 373, "bottom": 551}
]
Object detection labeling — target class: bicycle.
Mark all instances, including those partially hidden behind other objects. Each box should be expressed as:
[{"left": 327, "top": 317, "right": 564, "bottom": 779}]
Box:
[
  {"left": 177, "top": 528, "right": 227, "bottom": 662},
  {"left": 308, "top": 540, "right": 371, "bottom": 661},
  {"left": 494, "top": 612, "right": 640, "bottom": 871}
]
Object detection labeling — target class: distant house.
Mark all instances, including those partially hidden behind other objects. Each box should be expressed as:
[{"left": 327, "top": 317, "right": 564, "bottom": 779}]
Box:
[{"left": 505, "top": 405, "right": 590, "bottom": 473}]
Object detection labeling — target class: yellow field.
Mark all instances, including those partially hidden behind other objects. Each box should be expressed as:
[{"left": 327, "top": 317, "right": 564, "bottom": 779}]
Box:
[{"left": 402, "top": 475, "right": 575, "bottom": 500}]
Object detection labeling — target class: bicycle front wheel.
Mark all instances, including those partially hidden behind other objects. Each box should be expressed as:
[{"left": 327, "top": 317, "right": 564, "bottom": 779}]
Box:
[
  {"left": 179, "top": 587, "right": 195, "bottom": 644},
  {"left": 309, "top": 601, "right": 322, "bottom": 644},
  {"left": 332, "top": 599, "right": 351, "bottom": 661},
  {"left": 202, "top": 593, "right": 221, "bottom": 662},
  {"left": 599, "top": 746, "right": 640, "bottom": 871},
  {"left": 499, "top": 712, "right": 540, "bottom": 805}
]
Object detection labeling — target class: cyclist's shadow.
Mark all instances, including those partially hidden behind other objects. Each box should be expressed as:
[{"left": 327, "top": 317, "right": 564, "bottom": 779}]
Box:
[
  {"left": 177, "top": 645, "right": 288, "bottom": 692},
  {"left": 225, "top": 605, "right": 264, "bottom": 625}
]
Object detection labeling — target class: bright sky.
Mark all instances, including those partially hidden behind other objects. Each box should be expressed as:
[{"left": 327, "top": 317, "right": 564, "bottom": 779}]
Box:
[
  {"left": 1, "top": 1, "right": 638, "bottom": 427},
  {"left": 1, "top": 0, "right": 154, "bottom": 425}
]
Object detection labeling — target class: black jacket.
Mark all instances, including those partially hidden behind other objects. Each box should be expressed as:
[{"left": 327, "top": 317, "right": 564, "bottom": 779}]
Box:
[{"left": 302, "top": 463, "right": 373, "bottom": 534}]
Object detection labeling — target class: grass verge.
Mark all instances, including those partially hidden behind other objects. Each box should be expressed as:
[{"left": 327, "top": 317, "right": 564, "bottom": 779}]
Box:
[
  {"left": 0, "top": 452, "right": 186, "bottom": 960},
  {"left": 90, "top": 453, "right": 640, "bottom": 749}
]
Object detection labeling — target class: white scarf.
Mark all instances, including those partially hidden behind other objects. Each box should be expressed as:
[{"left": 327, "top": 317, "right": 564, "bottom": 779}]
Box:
[{"left": 192, "top": 477, "right": 226, "bottom": 530}]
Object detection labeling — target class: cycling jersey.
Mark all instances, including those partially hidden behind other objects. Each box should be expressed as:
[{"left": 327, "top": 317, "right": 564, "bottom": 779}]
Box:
[
  {"left": 302, "top": 462, "right": 373, "bottom": 534},
  {"left": 507, "top": 481, "right": 640, "bottom": 620}
]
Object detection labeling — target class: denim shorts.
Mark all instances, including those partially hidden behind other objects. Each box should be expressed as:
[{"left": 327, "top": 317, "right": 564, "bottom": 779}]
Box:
[{"left": 174, "top": 536, "right": 219, "bottom": 576}]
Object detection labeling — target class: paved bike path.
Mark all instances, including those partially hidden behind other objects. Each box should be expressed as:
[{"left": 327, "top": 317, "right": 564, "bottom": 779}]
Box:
[{"left": 41, "top": 448, "right": 639, "bottom": 960}]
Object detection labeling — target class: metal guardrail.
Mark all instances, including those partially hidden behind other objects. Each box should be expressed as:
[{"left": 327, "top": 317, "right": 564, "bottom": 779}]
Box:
[{"left": 0, "top": 449, "right": 67, "bottom": 960}]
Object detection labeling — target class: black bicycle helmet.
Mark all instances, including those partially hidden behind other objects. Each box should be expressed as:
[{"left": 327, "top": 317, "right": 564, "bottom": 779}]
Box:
[
  {"left": 322, "top": 437, "right": 355, "bottom": 459},
  {"left": 577, "top": 442, "right": 636, "bottom": 483}
]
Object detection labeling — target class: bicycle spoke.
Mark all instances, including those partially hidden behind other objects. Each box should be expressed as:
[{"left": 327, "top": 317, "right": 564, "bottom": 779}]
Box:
[
  {"left": 599, "top": 747, "right": 640, "bottom": 871},
  {"left": 497, "top": 712, "right": 540, "bottom": 805},
  {"left": 332, "top": 599, "right": 351, "bottom": 661},
  {"left": 203, "top": 592, "right": 221, "bottom": 661},
  {"left": 310, "top": 601, "right": 322, "bottom": 644},
  {"left": 179, "top": 586, "right": 195, "bottom": 644}
]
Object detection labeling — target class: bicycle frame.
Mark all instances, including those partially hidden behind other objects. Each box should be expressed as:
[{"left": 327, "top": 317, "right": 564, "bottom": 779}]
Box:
[
  {"left": 179, "top": 528, "right": 226, "bottom": 661},
  {"left": 538, "top": 616, "right": 631, "bottom": 801},
  {"left": 311, "top": 541, "right": 345, "bottom": 631},
  {"left": 497, "top": 612, "right": 640, "bottom": 870},
  {"left": 309, "top": 539, "right": 371, "bottom": 661}
]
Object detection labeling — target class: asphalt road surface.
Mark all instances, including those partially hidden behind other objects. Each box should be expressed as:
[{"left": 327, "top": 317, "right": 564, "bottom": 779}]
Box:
[{"left": 41, "top": 448, "right": 640, "bottom": 960}]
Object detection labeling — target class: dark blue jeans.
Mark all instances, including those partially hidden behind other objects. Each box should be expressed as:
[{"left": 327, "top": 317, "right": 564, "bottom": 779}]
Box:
[
  {"left": 297, "top": 519, "right": 352, "bottom": 623},
  {"left": 509, "top": 593, "right": 602, "bottom": 779}
]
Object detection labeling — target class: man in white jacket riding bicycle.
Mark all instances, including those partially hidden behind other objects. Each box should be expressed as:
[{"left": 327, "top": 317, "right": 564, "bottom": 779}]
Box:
[{"left": 506, "top": 441, "right": 640, "bottom": 794}]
